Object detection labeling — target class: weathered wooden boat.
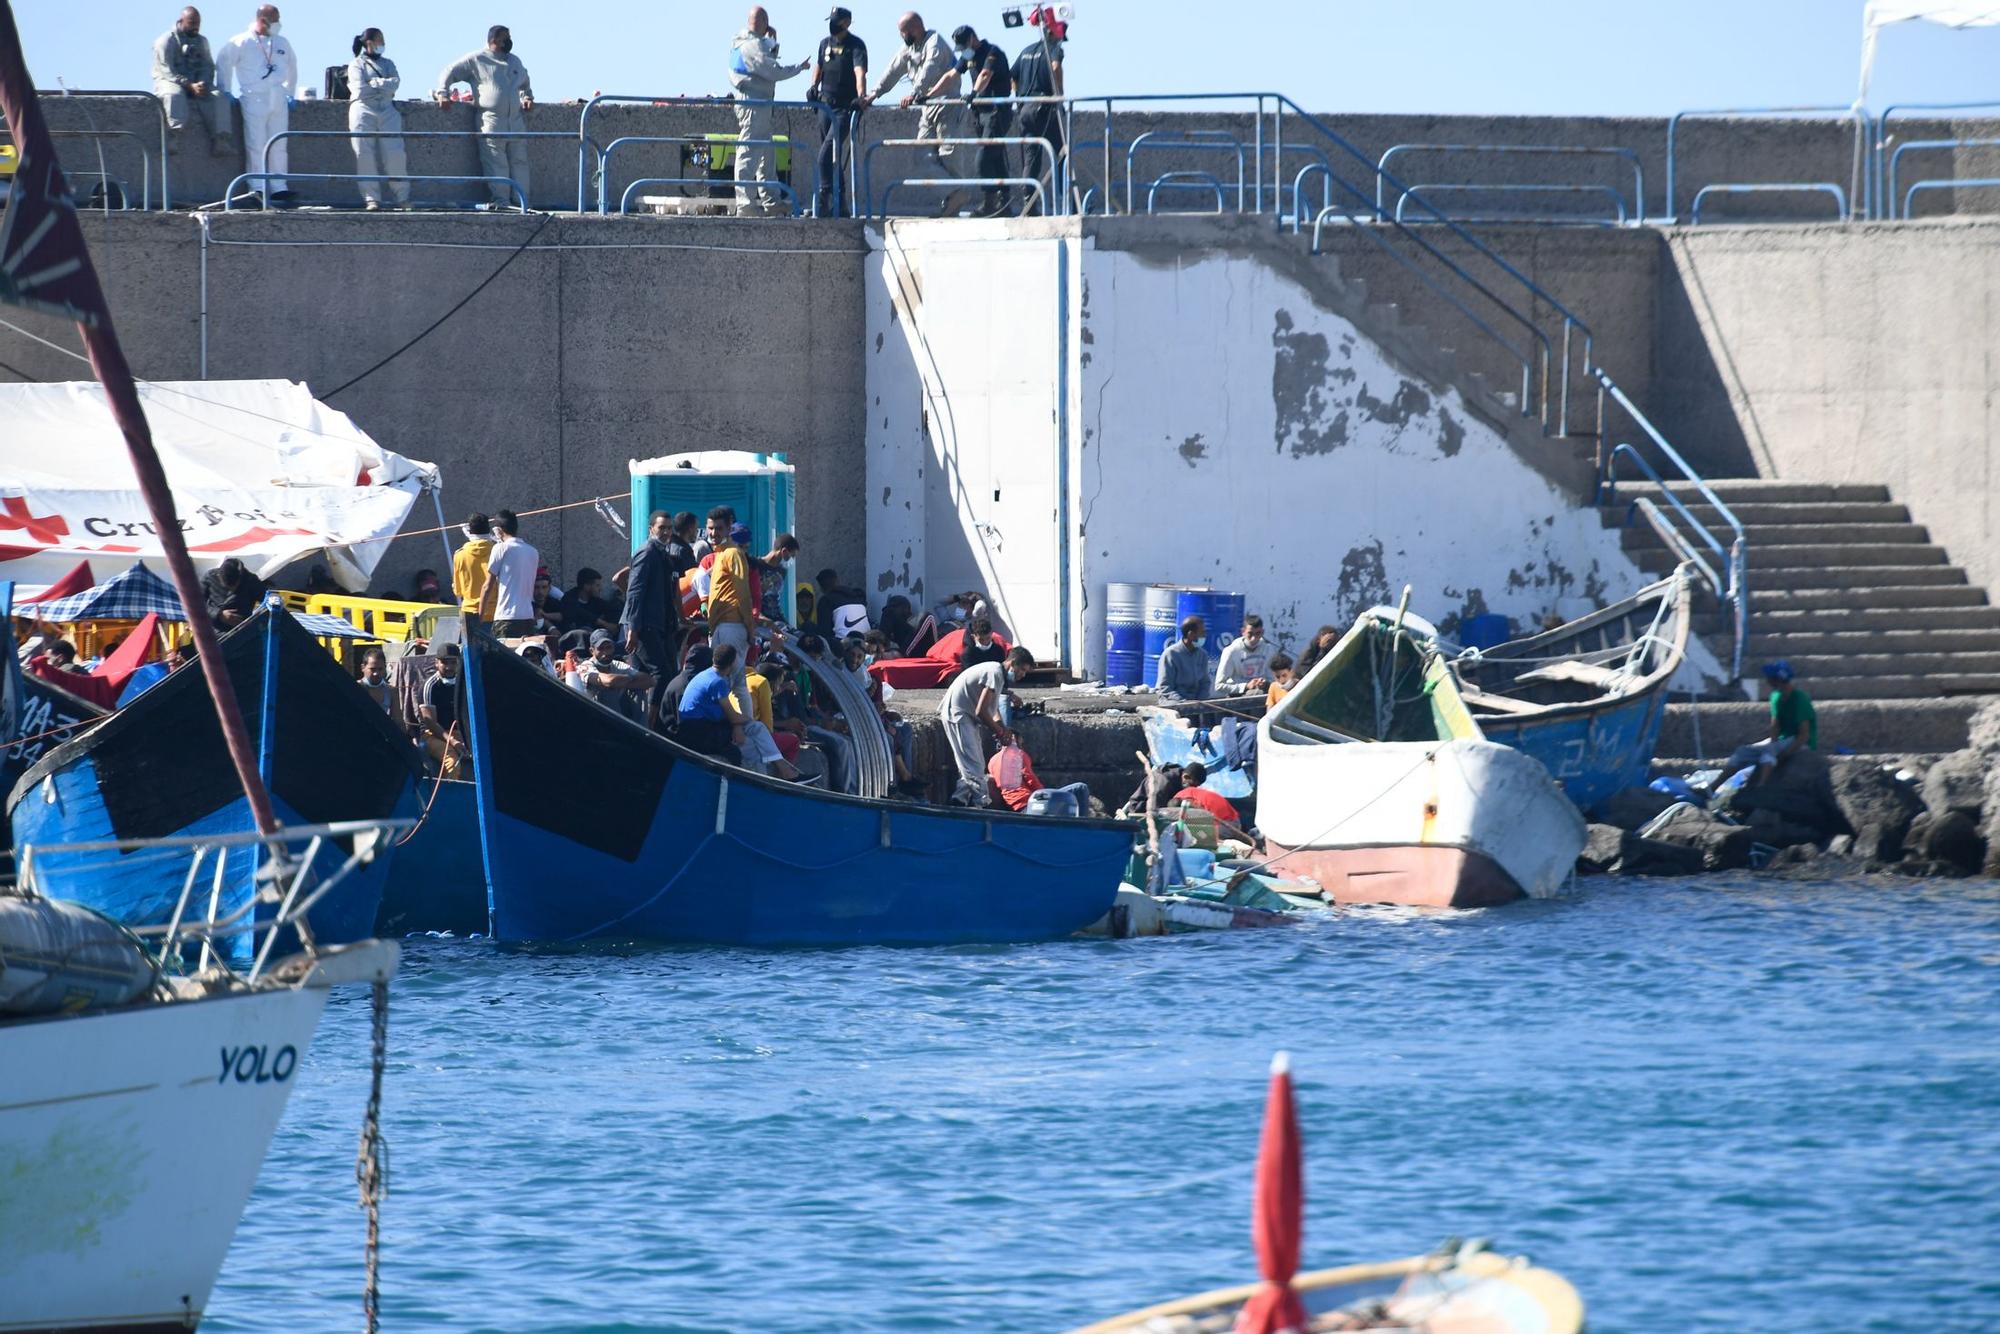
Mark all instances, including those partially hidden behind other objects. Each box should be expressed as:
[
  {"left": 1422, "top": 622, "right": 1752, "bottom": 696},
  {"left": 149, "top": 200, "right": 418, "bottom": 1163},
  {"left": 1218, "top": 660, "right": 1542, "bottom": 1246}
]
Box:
[
  {"left": 375, "top": 776, "right": 487, "bottom": 935},
  {"left": 2, "top": 822, "right": 400, "bottom": 1334},
  {"left": 1449, "top": 567, "right": 1692, "bottom": 816},
  {"left": 7, "top": 604, "right": 421, "bottom": 952},
  {"left": 1069, "top": 1241, "right": 1586, "bottom": 1333},
  {"left": 1258, "top": 604, "right": 1584, "bottom": 908},
  {"left": 2, "top": 583, "right": 108, "bottom": 831},
  {"left": 461, "top": 629, "right": 1133, "bottom": 946}
]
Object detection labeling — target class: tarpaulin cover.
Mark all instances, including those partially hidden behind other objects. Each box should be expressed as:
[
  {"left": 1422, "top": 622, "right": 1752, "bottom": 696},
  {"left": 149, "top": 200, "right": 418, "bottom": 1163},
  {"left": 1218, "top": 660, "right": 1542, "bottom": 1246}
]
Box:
[
  {"left": 0, "top": 379, "right": 438, "bottom": 594},
  {"left": 1861, "top": 3, "right": 2000, "bottom": 96}
]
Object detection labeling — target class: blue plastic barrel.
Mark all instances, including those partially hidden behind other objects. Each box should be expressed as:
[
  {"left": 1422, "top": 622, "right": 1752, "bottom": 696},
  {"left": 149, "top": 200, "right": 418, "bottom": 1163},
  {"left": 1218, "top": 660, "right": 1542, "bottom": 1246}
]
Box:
[
  {"left": 1141, "top": 584, "right": 1179, "bottom": 687},
  {"left": 1106, "top": 582, "right": 1146, "bottom": 686},
  {"left": 1459, "top": 612, "right": 1510, "bottom": 650},
  {"left": 1175, "top": 588, "right": 1244, "bottom": 671}
]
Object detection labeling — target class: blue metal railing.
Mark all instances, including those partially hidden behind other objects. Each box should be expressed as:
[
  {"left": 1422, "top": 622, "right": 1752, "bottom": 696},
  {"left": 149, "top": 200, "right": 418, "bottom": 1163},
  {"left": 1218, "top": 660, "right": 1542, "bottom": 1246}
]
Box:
[
  {"left": 599, "top": 133, "right": 804, "bottom": 214},
  {"left": 1874, "top": 101, "right": 2000, "bottom": 220},
  {"left": 577, "top": 94, "right": 845, "bottom": 216},
  {"left": 1125, "top": 130, "right": 1247, "bottom": 214},
  {"left": 1887, "top": 136, "right": 2000, "bottom": 218},
  {"left": 1690, "top": 182, "right": 1848, "bottom": 224},
  {"left": 1904, "top": 178, "right": 2000, "bottom": 219},
  {"left": 258, "top": 128, "right": 586, "bottom": 208},
  {"left": 618, "top": 175, "right": 800, "bottom": 215},
  {"left": 862, "top": 134, "right": 1057, "bottom": 218},
  {"left": 1394, "top": 183, "right": 1629, "bottom": 227},
  {"left": 222, "top": 172, "right": 530, "bottom": 211},
  {"left": 1666, "top": 105, "right": 1870, "bottom": 222},
  {"left": 1146, "top": 172, "right": 1227, "bottom": 214},
  {"left": 1375, "top": 143, "right": 1644, "bottom": 224},
  {"left": 1595, "top": 374, "right": 1747, "bottom": 677},
  {"left": 20, "top": 89, "right": 173, "bottom": 209}
]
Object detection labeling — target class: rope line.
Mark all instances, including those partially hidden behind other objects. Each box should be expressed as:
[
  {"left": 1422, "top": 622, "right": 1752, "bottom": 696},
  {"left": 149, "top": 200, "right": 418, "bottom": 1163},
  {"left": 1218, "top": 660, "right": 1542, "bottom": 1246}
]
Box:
[{"left": 321, "top": 210, "right": 555, "bottom": 399}]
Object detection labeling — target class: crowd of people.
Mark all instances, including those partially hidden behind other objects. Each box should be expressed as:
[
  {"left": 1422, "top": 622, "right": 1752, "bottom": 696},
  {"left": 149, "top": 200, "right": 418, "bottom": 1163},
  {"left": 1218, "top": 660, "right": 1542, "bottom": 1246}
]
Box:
[{"left": 147, "top": 4, "right": 1071, "bottom": 214}]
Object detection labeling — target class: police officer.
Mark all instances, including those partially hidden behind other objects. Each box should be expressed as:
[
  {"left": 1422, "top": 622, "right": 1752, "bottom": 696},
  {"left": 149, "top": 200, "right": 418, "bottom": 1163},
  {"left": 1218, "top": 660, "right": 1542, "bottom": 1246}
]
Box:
[
  {"left": 926, "top": 24, "right": 1013, "bottom": 217},
  {"left": 1011, "top": 17, "right": 1065, "bottom": 215},
  {"left": 435, "top": 25, "right": 535, "bottom": 209},
  {"left": 152, "top": 7, "right": 231, "bottom": 158},
  {"left": 214, "top": 5, "right": 296, "bottom": 202},
  {"left": 347, "top": 28, "right": 408, "bottom": 210},
  {"left": 809, "top": 7, "right": 868, "bottom": 217}
]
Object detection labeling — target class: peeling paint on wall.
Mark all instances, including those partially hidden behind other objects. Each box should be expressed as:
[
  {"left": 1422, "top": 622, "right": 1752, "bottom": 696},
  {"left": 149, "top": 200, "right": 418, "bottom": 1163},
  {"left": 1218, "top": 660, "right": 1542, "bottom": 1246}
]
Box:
[
  {"left": 1178, "top": 433, "right": 1207, "bottom": 467},
  {"left": 1272, "top": 310, "right": 1346, "bottom": 457},
  {"left": 1337, "top": 540, "right": 1391, "bottom": 611}
]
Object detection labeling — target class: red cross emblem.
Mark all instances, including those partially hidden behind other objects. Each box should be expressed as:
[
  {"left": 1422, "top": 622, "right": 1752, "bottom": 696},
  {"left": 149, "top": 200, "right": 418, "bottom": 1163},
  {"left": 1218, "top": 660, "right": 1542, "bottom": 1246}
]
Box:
[{"left": 0, "top": 495, "right": 71, "bottom": 546}]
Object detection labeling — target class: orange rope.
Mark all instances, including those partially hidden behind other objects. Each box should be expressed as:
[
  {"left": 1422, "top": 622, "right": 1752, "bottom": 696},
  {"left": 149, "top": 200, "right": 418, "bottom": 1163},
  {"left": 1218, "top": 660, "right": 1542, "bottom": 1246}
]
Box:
[
  {"left": 391, "top": 492, "right": 632, "bottom": 544},
  {"left": 4, "top": 715, "right": 97, "bottom": 750}
]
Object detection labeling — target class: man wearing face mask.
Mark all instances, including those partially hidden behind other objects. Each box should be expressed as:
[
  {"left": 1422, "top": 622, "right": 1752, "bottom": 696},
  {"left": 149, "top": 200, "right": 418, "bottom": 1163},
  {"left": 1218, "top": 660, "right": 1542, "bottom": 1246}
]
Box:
[
  {"left": 924, "top": 24, "right": 1014, "bottom": 218},
  {"left": 807, "top": 7, "right": 868, "bottom": 217},
  {"left": 729, "top": 6, "right": 812, "bottom": 217},
  {"left": 435, "top": 25, "right": 535, "bottom": 209},
  {"left": 214, "top": 4, "right": 296, "bottom": 203},
  {"left": 862, "top": 12, "right": 963, "bottom": 216},
  {"left": 347, "top": 28, "right": 407, "bottom": 210},
  {"left": 152, "top": 7, "right": 231, "bottom": 158}
]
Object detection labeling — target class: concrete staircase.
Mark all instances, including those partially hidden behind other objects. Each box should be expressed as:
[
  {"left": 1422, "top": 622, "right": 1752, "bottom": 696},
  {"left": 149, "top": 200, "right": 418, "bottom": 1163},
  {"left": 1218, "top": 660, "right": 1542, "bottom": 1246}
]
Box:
[{"left": 1610, "top": 478, "right": 2000, "bottom": 757}]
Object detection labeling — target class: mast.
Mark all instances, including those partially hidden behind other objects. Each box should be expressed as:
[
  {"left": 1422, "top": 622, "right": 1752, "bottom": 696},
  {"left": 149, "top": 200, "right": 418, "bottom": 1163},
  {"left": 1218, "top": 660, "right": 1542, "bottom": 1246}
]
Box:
[{"left": 0, "top": 0, "right": 279, "bottom": 834}]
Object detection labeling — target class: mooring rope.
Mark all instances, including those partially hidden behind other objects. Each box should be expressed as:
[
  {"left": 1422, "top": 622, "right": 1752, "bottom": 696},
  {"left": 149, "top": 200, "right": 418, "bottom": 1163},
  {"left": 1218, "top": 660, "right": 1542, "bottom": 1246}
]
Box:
[{"left": 355, "top": 976, "right": 390, "bottom": 1334}]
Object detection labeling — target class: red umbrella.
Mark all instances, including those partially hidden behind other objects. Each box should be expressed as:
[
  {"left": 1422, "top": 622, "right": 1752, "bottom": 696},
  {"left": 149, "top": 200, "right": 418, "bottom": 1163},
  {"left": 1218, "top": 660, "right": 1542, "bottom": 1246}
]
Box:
[{"left": 1235, "top": 1051, "right": 1309, "bottom": 1334}]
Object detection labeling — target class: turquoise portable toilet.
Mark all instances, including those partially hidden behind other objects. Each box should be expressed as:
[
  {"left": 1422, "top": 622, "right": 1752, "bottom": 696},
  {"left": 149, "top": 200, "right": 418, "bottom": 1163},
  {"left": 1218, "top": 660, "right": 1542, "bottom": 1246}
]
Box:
[{"left": 628, "top": 451, "right": 798, "bottom": 619}]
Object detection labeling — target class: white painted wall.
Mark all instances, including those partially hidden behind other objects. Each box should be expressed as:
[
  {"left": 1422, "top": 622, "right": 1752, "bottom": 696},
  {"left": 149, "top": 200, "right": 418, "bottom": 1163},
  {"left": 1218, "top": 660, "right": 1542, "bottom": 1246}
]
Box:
[{"left": 866, "top": 221, "right": 1719, "bottom": 685}]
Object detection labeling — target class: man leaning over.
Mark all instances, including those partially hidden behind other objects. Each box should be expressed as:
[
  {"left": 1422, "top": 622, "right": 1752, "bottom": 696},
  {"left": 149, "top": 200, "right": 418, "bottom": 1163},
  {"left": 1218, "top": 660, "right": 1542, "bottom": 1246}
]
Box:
[{"left": 863, "top": 12, "right": 963, "bottom": 216}]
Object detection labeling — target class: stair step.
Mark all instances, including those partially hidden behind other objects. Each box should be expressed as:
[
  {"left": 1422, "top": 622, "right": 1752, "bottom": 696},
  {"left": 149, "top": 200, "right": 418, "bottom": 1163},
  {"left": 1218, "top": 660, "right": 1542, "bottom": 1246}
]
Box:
[
  {"left": 1768, "top": 674, "right": 2000, "bottom": 700},
  {"left": 1668, "top": 502, "right": 1912, "bottom": 526},
  {"left": 1658, "top": 697, "right": 1982, "bottom": 754},
  {"left": 1753, "top": 651, "right": 2000, "bottom": 678},
  {"left": 1634, "top": 553, "right": 1966, "bottom": 587},
  {"left": 1619, "top": 480, "right": 1892, "bottom": 504},
  {"left": 1720, "top": 606, "right": 2000, "bottom": 633},
  {"left": 1746, "top": 585, "right": 1990, "bottom": 611},
  {"left": 1619, "top": 523, "right": 1929, "bottom": 549},
  {"left": 1745, "top": 629, "right": 2000, "bottom": 655}
]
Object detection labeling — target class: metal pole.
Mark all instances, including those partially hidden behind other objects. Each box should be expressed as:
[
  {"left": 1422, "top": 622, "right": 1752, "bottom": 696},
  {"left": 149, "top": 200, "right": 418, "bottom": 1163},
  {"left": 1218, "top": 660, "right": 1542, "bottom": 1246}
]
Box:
[{"left": 196, "top": 211, "right": 209, "bottom": 379}]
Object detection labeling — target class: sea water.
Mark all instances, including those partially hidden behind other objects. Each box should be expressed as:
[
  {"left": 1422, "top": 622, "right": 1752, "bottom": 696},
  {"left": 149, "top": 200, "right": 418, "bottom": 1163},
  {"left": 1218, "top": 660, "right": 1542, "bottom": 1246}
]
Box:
[{"left": 210, "top": 876, "right": 2000, "bottom": 1332}]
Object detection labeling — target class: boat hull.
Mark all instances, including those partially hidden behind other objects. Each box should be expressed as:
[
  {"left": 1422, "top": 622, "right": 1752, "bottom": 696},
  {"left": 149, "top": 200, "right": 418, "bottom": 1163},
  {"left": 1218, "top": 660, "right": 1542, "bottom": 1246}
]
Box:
[
  {"left": 0, "top": 987, "right": 329, "bottom": 1332},
  {"left": 1477, "top": 681, "right": 1673, "bottom": 813},
  {"left": 1256, "top": 737, "right": 1585, "bottom": 904},
  {"left": 375, "top": 777, "right": 486, "bottom": 936},
  {"left": 464, "top": 630, "right": 1131, "bottom": 947},
  {"left": 7, "top": 609, "right": 420, "bottom": 951},
  {"left": 1263, "top": 841, "right": 1524, "bottom": 908}
]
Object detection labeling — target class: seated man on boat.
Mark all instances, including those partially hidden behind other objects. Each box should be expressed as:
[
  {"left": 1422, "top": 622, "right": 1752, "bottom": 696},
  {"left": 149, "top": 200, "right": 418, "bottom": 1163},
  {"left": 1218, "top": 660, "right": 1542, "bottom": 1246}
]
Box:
[
  {"left": 1726, "top": 660, "right": 1818, "bottom": 787},
  {"left": 674, "top": 641, "right": 802, "bottom": 781},
  {"left": 417, "top": 644, "right": 469, "bottom": 779},
  {"left": 938, "top": 645, "right": 1033, "bottom": 807},
  {"left": 1173, "top": 762, "right": 1253, "bottom": 845},
  {"left": 1264, "top": 653, "right": 1295, "bottom": 709},
  {"left": 569, "top": 628, "right": 655, "bottom": 724}
]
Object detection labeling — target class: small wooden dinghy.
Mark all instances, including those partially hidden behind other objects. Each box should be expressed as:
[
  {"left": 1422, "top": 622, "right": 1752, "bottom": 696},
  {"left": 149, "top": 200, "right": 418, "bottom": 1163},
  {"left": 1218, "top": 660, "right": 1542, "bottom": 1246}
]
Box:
[{"left": 1068, "top": 1240, "right": 1585, "bottom": 1332}]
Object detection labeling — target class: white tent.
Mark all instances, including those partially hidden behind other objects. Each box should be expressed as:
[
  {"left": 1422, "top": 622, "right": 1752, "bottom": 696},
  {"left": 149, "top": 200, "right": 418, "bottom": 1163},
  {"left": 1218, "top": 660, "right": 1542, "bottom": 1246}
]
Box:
[
  {"left": 0, "top": 379, "right": 439, "bottom": 594},
  {"left": 1860, "top": 3, "right": 2000, "bottom": 99}
]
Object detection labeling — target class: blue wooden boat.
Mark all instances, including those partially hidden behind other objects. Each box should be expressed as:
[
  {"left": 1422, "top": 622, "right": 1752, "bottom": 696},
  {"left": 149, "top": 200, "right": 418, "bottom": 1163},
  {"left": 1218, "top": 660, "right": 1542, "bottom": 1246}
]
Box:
[
  {"left": 1447, "top": 568, "right": 1692, "bottom": 816},
  {"left": 7, "top": 604, "right": 420, "bottom": 951},
  {"left": 2, "top": 584, "right": 108, "bottom": 840},
  {"left": 375, "top": 777, "right": 486, "bottom": 936},
  {"left": 461, "top": 629, "right": 1133, "bottom": 947}
]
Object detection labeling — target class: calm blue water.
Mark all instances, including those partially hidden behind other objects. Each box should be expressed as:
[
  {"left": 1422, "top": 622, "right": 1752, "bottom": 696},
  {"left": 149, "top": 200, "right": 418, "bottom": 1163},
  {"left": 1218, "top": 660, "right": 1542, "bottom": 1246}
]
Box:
[{"left": 210, "top": 876, "right": 2000, "bottom": 1333}]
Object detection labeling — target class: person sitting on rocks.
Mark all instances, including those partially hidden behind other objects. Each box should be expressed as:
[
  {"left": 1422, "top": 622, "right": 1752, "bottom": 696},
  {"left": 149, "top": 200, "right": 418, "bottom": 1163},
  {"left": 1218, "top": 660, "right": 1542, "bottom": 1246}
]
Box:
[{"left": 1727, "top": 660, "right": 1817, "bottom": 786}]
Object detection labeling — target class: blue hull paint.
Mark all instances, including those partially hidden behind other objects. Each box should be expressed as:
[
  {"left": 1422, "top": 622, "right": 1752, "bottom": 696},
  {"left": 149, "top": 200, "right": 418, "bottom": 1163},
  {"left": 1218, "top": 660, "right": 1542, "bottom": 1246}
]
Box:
[
  {"left": 464, "top": 632, "right": 1131, "bottom": 947},
  {"left": 375, "top": 778, "right": 487, "bottom": 936},
  {"left": 6, "top": 608, "right": 420, "bottom": 949},
  {"left": 1477, "top": 687, "right": 1670, "bottom": 815}
]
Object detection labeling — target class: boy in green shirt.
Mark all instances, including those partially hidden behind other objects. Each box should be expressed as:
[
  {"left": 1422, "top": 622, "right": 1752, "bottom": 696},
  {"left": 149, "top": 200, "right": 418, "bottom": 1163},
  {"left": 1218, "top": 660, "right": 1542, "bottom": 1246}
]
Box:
[{"left": 1727, "top": 660, "right": 1817, "bottom": 785}]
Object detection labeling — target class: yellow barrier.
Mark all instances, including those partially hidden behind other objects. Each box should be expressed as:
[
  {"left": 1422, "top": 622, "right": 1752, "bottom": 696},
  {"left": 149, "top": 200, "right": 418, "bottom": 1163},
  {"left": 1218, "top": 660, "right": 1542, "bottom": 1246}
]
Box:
[{"left": 281, "top": 591, "right": 461, "bottom": 666}]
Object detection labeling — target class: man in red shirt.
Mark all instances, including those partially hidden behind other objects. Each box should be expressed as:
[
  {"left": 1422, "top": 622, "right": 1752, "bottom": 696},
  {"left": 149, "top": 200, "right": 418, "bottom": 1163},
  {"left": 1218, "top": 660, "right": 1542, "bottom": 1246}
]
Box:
[{"left": 1173, "top": 761, "right": 1250, "bottom": 841}]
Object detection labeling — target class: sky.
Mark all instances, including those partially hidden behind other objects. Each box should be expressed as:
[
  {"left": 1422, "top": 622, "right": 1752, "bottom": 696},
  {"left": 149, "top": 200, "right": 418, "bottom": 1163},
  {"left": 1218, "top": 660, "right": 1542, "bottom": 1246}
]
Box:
[{"left": 17, "top": 0, "right": 2000, "bottom": 114}]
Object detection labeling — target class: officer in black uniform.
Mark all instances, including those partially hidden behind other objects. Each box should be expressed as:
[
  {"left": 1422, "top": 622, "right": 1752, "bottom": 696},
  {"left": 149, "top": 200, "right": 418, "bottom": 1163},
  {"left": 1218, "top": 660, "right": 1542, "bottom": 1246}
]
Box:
[
  {"left": 811, "top": 7, "right": 869, "bottom": 216},
  {"left": 1011, "top": 22, "right": 1065, "bottom": 216},
  {"left": 937, "top": 24, "right": 1014, "bottom": 216}
]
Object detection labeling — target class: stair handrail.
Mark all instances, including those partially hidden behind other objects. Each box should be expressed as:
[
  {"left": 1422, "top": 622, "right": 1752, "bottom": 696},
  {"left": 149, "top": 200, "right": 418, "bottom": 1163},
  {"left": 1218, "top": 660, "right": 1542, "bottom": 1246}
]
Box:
[{"left": 1595, "top": 372, "right": 1747, "bottom": 677}]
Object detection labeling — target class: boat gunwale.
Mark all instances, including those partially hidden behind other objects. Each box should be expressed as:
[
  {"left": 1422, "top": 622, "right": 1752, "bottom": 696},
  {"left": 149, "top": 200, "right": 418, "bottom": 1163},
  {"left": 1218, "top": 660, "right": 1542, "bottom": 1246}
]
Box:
[{"left": 464, "top": 626, "right": 1136, "bottom": 836}]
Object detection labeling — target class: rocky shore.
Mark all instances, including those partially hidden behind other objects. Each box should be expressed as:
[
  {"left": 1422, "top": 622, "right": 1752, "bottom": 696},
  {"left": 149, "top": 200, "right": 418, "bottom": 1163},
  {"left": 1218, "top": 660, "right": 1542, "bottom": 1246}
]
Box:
[{"left": 898, "top": 689, "right": 2000, "bottom": 881}]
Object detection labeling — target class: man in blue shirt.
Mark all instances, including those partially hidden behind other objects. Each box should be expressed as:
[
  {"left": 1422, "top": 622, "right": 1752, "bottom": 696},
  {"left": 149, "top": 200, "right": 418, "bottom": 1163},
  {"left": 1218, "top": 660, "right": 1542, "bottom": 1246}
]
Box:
[{"left": 677, "top": 641, "right": 745, "bottom": 758}]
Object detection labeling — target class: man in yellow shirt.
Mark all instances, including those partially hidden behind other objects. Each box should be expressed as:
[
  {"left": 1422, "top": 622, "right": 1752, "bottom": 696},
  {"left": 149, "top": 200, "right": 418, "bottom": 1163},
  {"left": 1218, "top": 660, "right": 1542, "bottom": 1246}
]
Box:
[
  {"left": 451, "top": 512, "right": 496, "bottom": 619},
  {"left": 706, "top": 520, "right": 758, "bottom": 721}
]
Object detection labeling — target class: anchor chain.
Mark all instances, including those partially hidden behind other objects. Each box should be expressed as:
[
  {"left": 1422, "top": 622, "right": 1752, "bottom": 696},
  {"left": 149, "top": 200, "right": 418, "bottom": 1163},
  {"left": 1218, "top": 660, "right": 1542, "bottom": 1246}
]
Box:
[{"left": 355, "top": 976, "right": 390, "bottom": 1333}]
